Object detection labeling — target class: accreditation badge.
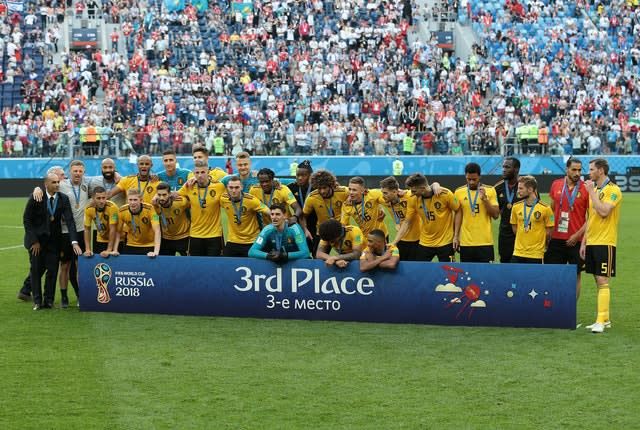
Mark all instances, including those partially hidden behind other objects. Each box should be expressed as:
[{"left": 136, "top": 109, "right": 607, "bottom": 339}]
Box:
[{"left": 557, "top": 211, "right": 570, "bottom": 234}]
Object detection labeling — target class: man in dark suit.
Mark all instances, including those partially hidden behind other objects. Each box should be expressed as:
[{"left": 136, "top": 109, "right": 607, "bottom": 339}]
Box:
[{"left": 23, "top": 173, "right": 82, "bottom": 310}]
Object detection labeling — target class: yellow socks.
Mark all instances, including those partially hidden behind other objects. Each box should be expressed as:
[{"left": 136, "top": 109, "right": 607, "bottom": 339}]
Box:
[{"left": 597, "top": 284, "right": 610, "bottom": 323}]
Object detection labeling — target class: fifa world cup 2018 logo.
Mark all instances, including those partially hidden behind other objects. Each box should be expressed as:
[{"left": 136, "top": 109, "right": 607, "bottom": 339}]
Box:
[{"left": 94, "top": 263, "right": 112, "bottom": 304}]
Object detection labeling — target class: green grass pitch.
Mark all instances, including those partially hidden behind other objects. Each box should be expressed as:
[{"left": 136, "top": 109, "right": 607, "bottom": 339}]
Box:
[{"left": 1, "top": 195, "right": 639, "bottom": 429}]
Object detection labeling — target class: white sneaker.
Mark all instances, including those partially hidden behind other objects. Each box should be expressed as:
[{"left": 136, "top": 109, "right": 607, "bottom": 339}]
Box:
[
  {"left": 590, "top": 322, "right": 605, "bottom": 333},
  {"left": 586, "top": 321, "right": 611, "bottom": 330}
]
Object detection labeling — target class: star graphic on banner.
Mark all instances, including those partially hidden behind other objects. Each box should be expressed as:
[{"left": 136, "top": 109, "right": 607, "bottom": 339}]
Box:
[{"left": 528, "top": 289, "right": 538, "bottom": 300}]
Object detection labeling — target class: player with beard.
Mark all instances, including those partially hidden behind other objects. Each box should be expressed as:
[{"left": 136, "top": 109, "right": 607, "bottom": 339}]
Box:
[
  {"left": 220, "top": 176, "right": 271, "bottom": 257},
  {"left": 249, "top": 168, "right": 301, "bottom": 224},
  {"left": 287, "top": 160, "right": 317, "bottom": 254},
  {"left": 154, "top": 182, "right": 191, "bottom": 256},
  {"left": 178, "top": 162, "right": 226, "bottom": 256},
  {"left": 545, "top": 158, "right": 589, "bottom": 298},
  {"left": 341, "top": 176, "right": 388, "bottom": 248},
  {"left": 302, "top": 169, "right": 349, "bottom": 255},
  {"left": 453, "top": 162, "right": 500, "bottom": 262},
  {"left": 220, "top": 151, "right": 259, "bottom": 192},
  {"left": 109, "top": 155, "right": 159, "bottom": 204},
  {"left": 509, "top": 176, "right": 554, "bottom": 264},
  {"left": 494, "top": 157, "right": 522, "bottom": 262},
  {"left": 87, "top": 158, "right": 125, "bottom": 207}
]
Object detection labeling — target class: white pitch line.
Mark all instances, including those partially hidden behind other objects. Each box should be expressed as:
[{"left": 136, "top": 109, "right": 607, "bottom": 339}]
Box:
[
  {"left": 0, "top": 245, "right": 22, "bottom": 251},
  {"left": 0, "top": 225, "right": 22, "bottom": 229}
]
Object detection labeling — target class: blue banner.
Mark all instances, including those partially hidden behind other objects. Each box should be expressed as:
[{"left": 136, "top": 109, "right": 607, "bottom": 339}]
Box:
[
  {"left": 79, "top": 256, "right": 576, "bottom": 329},
  {"left": 165, "top": 0, "right": 185, "bottom": 12},
  {"left": 2, "top": 155, "right": 639, "bottom": 180}
]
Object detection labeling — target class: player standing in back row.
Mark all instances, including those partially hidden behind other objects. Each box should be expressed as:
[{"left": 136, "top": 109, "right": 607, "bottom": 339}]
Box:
[{"left": 453, "top": 163, "right": 500, "bottom": 262}]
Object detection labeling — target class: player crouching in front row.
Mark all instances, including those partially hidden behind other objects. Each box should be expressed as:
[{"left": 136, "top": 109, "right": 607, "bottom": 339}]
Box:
[{"left": 359, "top": 229, "right": 400, "bottom": 272}]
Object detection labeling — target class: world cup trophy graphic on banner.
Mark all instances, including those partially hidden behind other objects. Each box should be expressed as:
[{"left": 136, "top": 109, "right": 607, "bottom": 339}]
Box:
[{"left": 94, "top": 263, "right": 112, "bottom": 304}]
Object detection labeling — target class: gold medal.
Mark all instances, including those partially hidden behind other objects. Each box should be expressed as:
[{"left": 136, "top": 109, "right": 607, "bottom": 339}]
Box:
[
  {"left": 75, "top": 204, "right": 80, "bottom": 209},
  {"left": 524, "top": 225, "right": 529, "bottom": 232},
  {"left": 471, "top": 212, "right": 476, "bottom": 217},
  {"left": 50, "top": 216, "right": 55, "bottom": 222},
  {"left": 507, "top": 203, "right": 512, "bottom": 209}
]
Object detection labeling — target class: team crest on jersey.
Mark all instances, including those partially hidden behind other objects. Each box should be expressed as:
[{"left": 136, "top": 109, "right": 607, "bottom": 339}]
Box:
[
  {"left": 81, "top": 184, "right": 88, "bottom": 191},
  {"left": 142, "top": 217, "right": 149, "bottom": 224},
  {"left": 344, "top": 240, "right": 352, "bottom": 249},
  {"left": 273, "top": 198, "right": 281, "bottom": 203},
  {"left": 534, "top": 211, "right": 541, "bottom": 220},
  {"left": 173, "top": 209, "right": 181, "bottom": 215},
  {"left": 146, "top": 186, "right": 154, "bottom": 193},
  {"left": 335, "top": 201, "right": 343, "bottom": 207},
  {"left": 365, "top": 201, "right": 373, "bottom": 209},
  {"left": 435, "top": 202, "right": 442, "bottom": 210},
  {"left": 178, "top": 178, "right": 184, "bottom": 185},
  {"left": 209, "top": 190, "right": 217, "bottom": 197},
  {"left": 599, "top": 192, "right": 604, "bottom": 200}
]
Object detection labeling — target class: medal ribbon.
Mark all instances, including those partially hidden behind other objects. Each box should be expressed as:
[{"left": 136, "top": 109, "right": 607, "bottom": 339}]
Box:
[
  {"left": 523, "top": 198, "right": 538, "bottom": 231},
  {"left": 71, "top": 183, "right": 81, "bottom": 207},
  {"left": 297, "top": 183, "right": 312, "bottom": 207},
  {"left": 504, "top": 181, "right": 516, "bottom": 205},
  {"left": 467, "top": 185, "right": 479, "bottom": 214},
  {"left": 160, "top": 208, "right": 168, "bottom": 229},
  {"left": 324, "top": 198, "right": 334, "bottom": 218},
  {"left": 390, "top": 199, "right": 402, "bottom": 225},
  {"left": 95, "top": 208, "right": 104, "bottom": 231},
  {"left": 596, "top": 178, "right": 610, "bottom": 193},
  {"left": 198, "top": 183, "right": 209, "bottom": 208},
  {"left": 274, "top": 222, "right": 288, "bottom": 251},
  {"left": 130, "top": 209, "right": 139, "bottom": 236},
  {"left": 102, "top": 178, "right": 115, "bottom": 192},
  {"left": 560, "top": 179, "right": 580, "bottom": 210},
  {"left": 231, "top": 195, "right": 244, "bottom": 225},
  {"left": 357, "top": 199, "right": 366, "bottom": 222},
  {"left": 47, "top": 194, "right": 59, "bottom": 219},
  {"left": 137, "top": 176, "right": 149, "bottom": 199},
  {"left": 262, "top": 189, "right": 274, "bottom": 207},
  {"left": 421, "top": 197, "right": 430, "bottom": 223}
]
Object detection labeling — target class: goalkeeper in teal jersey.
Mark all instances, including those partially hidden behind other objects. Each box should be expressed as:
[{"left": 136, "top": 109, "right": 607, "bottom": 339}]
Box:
[{"left": 249, "top": 203, "right": 310, "bottom": 263}]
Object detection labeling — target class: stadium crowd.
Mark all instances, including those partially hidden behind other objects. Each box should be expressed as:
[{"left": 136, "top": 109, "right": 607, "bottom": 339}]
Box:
[{"left": 2, "top": 0, "right": 640, "bottom": 158}]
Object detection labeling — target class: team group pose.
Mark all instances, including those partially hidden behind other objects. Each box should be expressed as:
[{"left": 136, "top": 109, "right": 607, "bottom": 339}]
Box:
[{"left": 21, "top": 152, "right": 622, "bottom": 333}]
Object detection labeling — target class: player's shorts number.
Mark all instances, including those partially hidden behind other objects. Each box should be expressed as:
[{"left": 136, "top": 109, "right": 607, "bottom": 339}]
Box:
[{"left": 601, "top": 262, "right": 608, "bottom": 274}]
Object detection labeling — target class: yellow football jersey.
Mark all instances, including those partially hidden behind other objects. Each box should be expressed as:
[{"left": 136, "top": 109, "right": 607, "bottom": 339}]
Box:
[
  {"left": 359, "top": 243, "right": 400, "bottom": 259},
  {"left": 510, "top": 200, "right": 554, "bottom": 259},
  {"left": 178, "top": 181, "right": 225, "bottom": 238},
  {"left": 407, "top": 188, "right": 460, "bottom": 247},
  {"left": 318, "top": 225, "right": 364, "bottom": 255},
  {"left": 454, "top": 185, "right": 498, "bottom": 246},
  {"left": 341, "top": 189, "right": 388, "bottom": 241},
  {"left": 187, "top": 167, "right": 227, "bottom": 183},
  {"left": 377, "top": 190, "right": 421, "bottom": 242},
  {"left": 118, "top": 203, "right": 159, "bottom": 247},
  {"left": 84, "top": 201, "right": 118, "bottom": 243},
  {"left": 155, "top": 198, "right": 191, "bottom": 240},
  {"left": 303, "top": 186, "right": 349, "bottom": 233},
  {"left": 220, "top": 192, "right": 271, "bottom": 244},
  {"left": 586, "top": 182, "right": 623, "bottom": 246},
  {"left": 117, "top": 175, "right": 159, "bottom": 204},
  {"left": 248, "top": 184, "right": 297, "bottom": 212}
]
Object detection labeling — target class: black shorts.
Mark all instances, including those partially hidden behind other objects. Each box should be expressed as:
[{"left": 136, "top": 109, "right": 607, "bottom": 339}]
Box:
[
  {"left": 544, "top": 238, "right": 585, "bottom": 273},
  {"left": 397, "top": 240, "right": 420, "bottom": 261},
  {"left": 60, "top": 232, "right": 85, "bottom": 262},
  {"left": 511, "top": 256, "right": 543, "bottom": 264},
  {"left": 223, "top": 242, "right": 252, "bottom": 257},
  {"left": 188, "top": 237, "right": 223, "bottom": 256},
  {"left": 498, "top": 234, "right": 515, "bottom": 263},
  {"left": 93, "top": 241, "right": 109, "bottom": 254},
  {"left": 123, "top": 245, "right": 154, "bottom": 255},
  {"left": 459, "top": 245, "right": 494, "bottom": 263},
  {"left": 416, "top": 243, "right": 455, "bottom": 262},
  {"left": 160, "top": 237, "right": 190, "bottom": 256},
  {"left": 585, "top": 245, "right": 616, "bottom": 277}
]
